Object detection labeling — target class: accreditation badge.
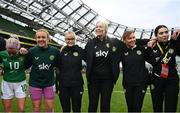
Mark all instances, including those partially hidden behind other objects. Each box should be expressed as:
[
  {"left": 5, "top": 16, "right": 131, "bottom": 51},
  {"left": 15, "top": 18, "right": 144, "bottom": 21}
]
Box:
[{"left": 160, "top": 64, "right": 169, "bottom": 78}]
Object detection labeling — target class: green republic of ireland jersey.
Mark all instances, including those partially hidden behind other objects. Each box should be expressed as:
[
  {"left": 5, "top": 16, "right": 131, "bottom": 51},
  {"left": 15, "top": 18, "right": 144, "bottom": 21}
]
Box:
[
  {"left": 0, "top": 50, "right": 26, "bottom": 82},
  {"left": 26, "top": 46, "right": 59, "bottom": 88}
]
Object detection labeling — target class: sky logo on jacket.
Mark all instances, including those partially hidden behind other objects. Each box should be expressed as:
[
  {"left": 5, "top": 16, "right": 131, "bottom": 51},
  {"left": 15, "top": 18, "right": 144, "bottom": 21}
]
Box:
[
  {"left": 96, "top": 50, "right": 109, "bottom": 57},
  {"left": 38, "top": 63, "right": 51, "bottom": 70}
]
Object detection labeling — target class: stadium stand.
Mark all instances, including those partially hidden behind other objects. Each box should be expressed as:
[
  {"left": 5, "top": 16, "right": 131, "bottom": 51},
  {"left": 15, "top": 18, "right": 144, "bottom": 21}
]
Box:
[{"left": 0, "top": 17, "right": 59, "bottom": 48}]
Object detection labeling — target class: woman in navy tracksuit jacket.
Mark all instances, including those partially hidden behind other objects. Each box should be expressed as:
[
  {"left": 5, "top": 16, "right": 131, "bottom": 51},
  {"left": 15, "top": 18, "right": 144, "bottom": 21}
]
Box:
[
  {"left": 121, "top": 31, "right": 152, "bottom": 112},
  {"left": 149, "top": 25, "right": 180, "bottom": 112},
  {"left": 56, "top": 31, "right": 84, "bottom": 112},
  {"left": 85, "top": 20, "right": 123, "bottom": 112}
]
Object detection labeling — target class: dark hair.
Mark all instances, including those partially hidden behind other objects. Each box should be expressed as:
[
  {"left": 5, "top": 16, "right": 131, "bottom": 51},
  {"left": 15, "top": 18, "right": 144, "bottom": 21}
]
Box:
[
  {"left": 154, "top": 25, "right": 168, "bottom": 37},
  {"left": 122, "top": 30, "right": 134, "bottom": 41}
]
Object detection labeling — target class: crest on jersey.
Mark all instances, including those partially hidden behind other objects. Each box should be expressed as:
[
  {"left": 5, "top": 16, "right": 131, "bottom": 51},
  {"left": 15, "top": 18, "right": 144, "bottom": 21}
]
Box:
[
  {"left": 112, "top": 46, "right": 116, "bottom": 52},
  {"left": 168, "top": 48, "right": 174, "bottom": 54},
  {"left": 137, "top": 50, "right": 142, "bottom": 55},
  {"left": 73, "top": 52, "right": 79, "bottom": 56},
  {"left": 49, "top": 55, "right": 55, "bottom": 60}
]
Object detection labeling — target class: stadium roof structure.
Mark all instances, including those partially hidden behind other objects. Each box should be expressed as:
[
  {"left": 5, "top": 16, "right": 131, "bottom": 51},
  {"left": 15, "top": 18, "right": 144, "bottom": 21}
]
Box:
[{"left": 0, "top": 0, "right": 178, "bottom": 46}]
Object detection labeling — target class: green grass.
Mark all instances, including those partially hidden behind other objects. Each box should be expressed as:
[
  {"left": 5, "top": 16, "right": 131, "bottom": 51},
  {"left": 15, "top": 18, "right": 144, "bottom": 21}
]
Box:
[{"left": 0, "top": 74, "right": 180, "bottom": 112}]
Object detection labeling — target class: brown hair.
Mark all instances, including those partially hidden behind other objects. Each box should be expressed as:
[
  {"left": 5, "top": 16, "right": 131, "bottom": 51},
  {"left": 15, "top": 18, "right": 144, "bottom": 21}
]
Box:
[
  {"left": 154, "top": 25, "right": 168, "bottom": 37},
  {"left": 122, "top": 30, "right": 134, "bottom": 42}
]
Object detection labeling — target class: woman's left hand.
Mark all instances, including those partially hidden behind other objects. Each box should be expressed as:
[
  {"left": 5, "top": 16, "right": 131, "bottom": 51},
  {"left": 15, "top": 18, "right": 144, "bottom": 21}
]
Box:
[
  {"left": 171, "top": 29, "right": 180, "bottom": 40},
  {"left": 19, "top": 48, "right": 28, "bottom": 55},
  {"left": 147, "top": 37, "right": 157, "bottom": 48}
]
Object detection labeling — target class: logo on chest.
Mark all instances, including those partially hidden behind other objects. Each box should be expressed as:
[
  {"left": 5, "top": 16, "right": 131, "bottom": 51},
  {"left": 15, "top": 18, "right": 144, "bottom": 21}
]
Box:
[
  {"left": 96, "top": 50, "right": 109, "bottom": 57},
  {"left": 38, "top": 63, "right": 51, "bottom": 70},
  {"left": 35, "top": 57, "right": 39, "bottom": 60}
]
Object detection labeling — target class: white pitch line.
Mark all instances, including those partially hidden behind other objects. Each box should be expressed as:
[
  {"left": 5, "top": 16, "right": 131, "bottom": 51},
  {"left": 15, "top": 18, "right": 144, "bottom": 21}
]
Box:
[{"left": 84, "top": 89, "right": 180, "bottom": 96}]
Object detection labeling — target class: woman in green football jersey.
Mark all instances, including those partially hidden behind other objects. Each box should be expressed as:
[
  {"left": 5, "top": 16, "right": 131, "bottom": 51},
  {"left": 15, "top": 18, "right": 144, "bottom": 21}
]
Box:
[
  {"left": 25, "top": 29, "right": 59, "bottom": 112},
  {"left": 0, "top": 37, "right": 27, "bottom": 112}
]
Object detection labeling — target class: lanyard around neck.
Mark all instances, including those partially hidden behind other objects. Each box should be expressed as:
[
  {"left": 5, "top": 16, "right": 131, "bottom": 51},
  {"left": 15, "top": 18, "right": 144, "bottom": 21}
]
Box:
[{"left": 157, "top": 42, "right": 169, "bottom": 63}]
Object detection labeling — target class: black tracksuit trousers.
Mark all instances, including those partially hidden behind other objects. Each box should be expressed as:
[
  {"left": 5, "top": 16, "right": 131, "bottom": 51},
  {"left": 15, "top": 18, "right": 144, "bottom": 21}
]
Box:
[
  {"left": 88, "top": 79, "right": 114, "bottom": 112},
  {"left": 150, "top": 76, "right": 179, "bottom": 112},
  {"left": 124, "top": 84, "right": 147, "bottom": 112},
  {"left": 58, "top": 86, "right": 83, "bottom": 112}
]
